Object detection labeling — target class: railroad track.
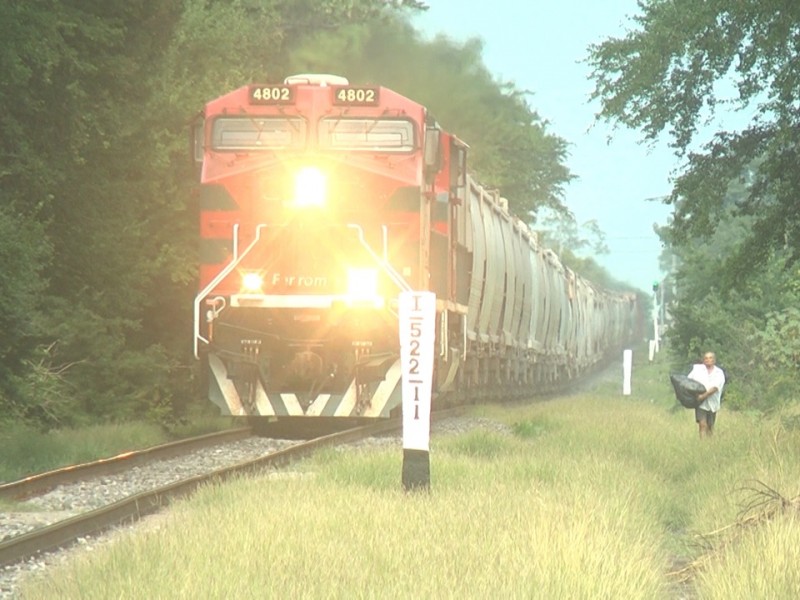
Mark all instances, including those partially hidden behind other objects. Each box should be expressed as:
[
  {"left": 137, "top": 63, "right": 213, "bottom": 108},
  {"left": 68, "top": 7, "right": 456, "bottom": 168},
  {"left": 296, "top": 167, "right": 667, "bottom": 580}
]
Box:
[
  {"left": 0, "top": 427, "right": 254, "bottom": 502},
  {"left": 0, "top": 417, "right": 407, "bottom": 568}
]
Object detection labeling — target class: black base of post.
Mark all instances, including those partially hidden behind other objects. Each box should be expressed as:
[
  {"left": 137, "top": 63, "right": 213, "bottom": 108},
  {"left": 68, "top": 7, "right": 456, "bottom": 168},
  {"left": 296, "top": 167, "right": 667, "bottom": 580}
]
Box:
[{"left": 402, "top": 448, "right": 430, "bottom": 492}]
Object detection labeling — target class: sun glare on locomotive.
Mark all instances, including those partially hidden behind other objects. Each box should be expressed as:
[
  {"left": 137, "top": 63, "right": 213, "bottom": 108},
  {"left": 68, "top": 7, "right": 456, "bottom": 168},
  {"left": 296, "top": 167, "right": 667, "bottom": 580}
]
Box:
[
  {"left": 293, "top": 166, "right": 327, "bottom": 207},
  {"left": 346, "top": 267, "right": 382, "bottom": 306},
  {"left": 241, "top": 272, "right": 263, "bottom": 292}
]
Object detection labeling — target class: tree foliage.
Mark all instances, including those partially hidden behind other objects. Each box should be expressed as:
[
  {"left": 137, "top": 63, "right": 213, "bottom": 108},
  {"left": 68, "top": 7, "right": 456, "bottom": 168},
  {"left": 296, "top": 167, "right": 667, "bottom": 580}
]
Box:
[
  {"left": 0, "top": 208, "right": 51, "bottom": 418},
  {"left": 588, "top": 1, "right": 800, "bottom": 408},
  {"left": 588, "top": 0, "right": 800, "bottom": 278}
]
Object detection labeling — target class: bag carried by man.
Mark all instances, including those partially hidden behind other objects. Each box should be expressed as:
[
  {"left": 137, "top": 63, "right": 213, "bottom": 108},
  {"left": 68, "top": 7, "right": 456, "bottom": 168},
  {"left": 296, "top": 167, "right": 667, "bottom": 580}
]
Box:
[{"left": 669, "top": 374, "right": 706, "bottom": 409}]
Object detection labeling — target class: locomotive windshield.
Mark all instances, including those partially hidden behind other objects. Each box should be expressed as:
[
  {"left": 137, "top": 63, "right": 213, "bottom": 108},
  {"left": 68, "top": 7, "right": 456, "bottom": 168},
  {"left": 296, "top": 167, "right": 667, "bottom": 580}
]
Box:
[
  {"left": 211, "top": 117, "right": 306, "bottom": 151},
  {"left": 318, "top": 118, "right": 415, "bottom": 152}
]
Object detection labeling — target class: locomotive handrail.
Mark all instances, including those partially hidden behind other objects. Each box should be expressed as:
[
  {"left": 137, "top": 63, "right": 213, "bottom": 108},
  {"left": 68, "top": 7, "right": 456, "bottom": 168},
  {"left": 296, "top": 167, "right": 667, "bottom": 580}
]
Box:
[
  {"left": 231, "top": 223, "right": 240, "bottom": 259},
  {"left": 193, "top": 223, "right": 269, "bottom": 358},
  {"left": 195, "top": 223, "right": 412, "bottom": 358},
  {"left": 347, "top": 224, "right": 411, "bottom": 293}
]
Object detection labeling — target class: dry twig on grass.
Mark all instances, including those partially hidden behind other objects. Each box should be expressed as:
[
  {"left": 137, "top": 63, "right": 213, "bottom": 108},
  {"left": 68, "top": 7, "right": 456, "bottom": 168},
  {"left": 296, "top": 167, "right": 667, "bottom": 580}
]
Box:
[{"left": 667, "top": 480, "right": 800, "bottom": 584}]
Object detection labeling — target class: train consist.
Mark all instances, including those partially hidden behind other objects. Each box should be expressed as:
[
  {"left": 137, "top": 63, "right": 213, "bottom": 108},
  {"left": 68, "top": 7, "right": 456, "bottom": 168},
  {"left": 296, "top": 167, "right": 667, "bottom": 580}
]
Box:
[{"left": 192, "top": 74, "right": 640, "bottom": 421}]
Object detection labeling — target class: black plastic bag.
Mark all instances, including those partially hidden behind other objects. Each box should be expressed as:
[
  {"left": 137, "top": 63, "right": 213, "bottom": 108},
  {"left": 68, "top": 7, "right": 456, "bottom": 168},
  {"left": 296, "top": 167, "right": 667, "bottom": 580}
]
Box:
[{"left": 669, "top": 374, "right": 706, "bottom": 409}]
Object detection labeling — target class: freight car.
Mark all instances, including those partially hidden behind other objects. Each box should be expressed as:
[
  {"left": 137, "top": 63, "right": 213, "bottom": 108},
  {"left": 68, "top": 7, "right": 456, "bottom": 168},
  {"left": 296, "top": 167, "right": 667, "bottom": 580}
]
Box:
[{"left": 191, "top": 74, "right": 639, "bottom": 422}]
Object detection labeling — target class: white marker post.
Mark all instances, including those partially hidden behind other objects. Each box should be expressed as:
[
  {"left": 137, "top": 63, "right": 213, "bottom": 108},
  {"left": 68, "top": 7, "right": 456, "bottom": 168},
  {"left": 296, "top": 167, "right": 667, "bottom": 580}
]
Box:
[
  {"left": 653, "top": 316, "right": 660, "bottom": 353},
  {"left": 623, "top": 349, "right": 632, "bottom": 396},
  {"left": 399, "top": 291, "right": 436, "bottom": 492}
]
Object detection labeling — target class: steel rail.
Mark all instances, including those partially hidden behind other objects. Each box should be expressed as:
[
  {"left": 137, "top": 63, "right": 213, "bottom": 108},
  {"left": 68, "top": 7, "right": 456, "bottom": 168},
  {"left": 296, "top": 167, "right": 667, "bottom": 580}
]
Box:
[
  {"left": 0, "top": 408, "right": 466, "bottom": 568},
  {"left": 0, "top": 417, "right": 411, "bottom": 568},
  {"left": 0, "top": 427, "right": 253, "bottom": 502}
]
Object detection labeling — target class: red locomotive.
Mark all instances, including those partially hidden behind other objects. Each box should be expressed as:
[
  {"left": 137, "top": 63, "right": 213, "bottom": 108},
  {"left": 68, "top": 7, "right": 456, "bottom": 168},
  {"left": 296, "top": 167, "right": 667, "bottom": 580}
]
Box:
[{"left": 192, "top": 74, "right": 639, "bottom": 421}]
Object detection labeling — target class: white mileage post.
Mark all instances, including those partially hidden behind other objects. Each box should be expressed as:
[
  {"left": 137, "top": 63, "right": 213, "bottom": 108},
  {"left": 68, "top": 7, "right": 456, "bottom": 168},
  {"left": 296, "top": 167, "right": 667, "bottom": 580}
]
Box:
[{"left": 398, "top": 291, "right": 436, "bottom": 491}]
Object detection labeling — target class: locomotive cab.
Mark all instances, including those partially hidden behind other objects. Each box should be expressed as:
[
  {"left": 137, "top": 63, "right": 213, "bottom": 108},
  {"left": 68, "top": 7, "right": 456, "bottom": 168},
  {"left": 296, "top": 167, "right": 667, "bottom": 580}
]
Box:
[{"left": 192, "top": 75, "right": 455, "bottom": 419}]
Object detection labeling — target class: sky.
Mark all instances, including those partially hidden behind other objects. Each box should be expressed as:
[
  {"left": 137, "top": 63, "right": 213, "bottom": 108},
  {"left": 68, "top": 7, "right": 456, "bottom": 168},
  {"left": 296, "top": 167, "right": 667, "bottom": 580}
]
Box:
[{"left": 413, "top": 1, "right": 678, "bottom": 293}]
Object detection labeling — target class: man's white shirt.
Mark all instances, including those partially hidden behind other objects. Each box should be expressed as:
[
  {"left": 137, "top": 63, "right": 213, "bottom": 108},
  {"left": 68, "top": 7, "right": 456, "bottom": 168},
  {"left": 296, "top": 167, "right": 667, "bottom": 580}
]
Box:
[{"left": 688, "top": 364, "right": 726, "bottom": 412}]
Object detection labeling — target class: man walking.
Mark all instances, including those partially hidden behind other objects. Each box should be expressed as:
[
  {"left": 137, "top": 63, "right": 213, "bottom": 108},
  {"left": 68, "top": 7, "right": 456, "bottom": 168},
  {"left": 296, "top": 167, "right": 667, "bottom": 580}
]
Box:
[{"left": 688, "top": 351, "right": 726, "bottom": 438}]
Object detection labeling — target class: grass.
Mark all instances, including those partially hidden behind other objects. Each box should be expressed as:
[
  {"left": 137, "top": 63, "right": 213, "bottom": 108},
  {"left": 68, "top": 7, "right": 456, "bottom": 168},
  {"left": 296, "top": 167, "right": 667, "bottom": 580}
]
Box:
[
  {"left": 0, "top": 415, "right": 236, "bottom": 483},
  {"left": 16, "top": 347, "right": 800, "bottom": 598}
]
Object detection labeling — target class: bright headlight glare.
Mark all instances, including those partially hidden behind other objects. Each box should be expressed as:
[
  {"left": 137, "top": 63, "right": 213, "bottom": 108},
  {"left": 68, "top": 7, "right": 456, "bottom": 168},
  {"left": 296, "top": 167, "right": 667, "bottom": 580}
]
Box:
[
  {"left": 293, "top": 166, "right": 327, "bottom": 207},
  {"left": 241, "top": 272, "right": 263, "bottom": 292},
  {"left": 346, "top": 268, "right": 379, "bottom": 301}
]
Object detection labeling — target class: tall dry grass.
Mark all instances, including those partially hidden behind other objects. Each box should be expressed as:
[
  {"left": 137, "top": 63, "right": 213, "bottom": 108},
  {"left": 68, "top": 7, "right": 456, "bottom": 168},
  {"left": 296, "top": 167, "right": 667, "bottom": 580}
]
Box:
[{"left": 18, "top": 350, "right": 800, "bottom": 598}]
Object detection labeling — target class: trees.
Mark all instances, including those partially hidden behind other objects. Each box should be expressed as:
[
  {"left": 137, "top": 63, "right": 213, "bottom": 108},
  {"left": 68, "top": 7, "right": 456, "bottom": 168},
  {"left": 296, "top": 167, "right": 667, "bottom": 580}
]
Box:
[
  {"left": 588, "top": 0, "right": 800, "bottom": 279},
  {"left": 588, "top": 1, "right": 800, "bottom": 407},
  {"left": 0, "top": 209, "right": 51, "bottom": 421}
]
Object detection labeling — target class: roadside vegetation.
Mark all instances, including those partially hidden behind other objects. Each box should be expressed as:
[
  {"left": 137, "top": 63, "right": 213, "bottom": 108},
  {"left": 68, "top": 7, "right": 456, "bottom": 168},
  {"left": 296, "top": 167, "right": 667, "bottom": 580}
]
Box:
[{"left": 18, "top": 350, "right": 800, "bottom": 598}]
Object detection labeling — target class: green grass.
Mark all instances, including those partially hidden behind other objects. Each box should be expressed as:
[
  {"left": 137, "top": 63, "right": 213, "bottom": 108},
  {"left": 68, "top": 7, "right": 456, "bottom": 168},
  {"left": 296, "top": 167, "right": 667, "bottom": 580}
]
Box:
[
  {"left": 0, "top": 423, "right": 165, "bottom": 482},
  {"left": 0, "top": 416, "right": 236, "bottom": 482},
  {"left": 16, "top": 349, "right": 800, "bottom": 598}
]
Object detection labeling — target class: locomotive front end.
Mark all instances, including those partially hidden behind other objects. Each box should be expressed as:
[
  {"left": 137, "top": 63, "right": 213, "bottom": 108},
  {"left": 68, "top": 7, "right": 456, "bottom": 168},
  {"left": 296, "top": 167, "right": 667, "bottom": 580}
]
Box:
[{"left": 193, "top": 75, "right": 436, "bottom": 420}]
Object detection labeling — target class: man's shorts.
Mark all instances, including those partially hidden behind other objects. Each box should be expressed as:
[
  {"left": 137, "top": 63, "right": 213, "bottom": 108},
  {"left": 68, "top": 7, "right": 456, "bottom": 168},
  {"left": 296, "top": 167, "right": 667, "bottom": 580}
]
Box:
[{"left": 695, "top": 407, "right": 716, "bottom": 427}]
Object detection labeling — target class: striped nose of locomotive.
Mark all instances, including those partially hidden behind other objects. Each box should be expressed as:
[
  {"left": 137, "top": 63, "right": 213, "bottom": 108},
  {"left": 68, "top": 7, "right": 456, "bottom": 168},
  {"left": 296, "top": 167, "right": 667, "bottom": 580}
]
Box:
[{"left": 207, "top": 353, "right": 402, "bottom": 418}]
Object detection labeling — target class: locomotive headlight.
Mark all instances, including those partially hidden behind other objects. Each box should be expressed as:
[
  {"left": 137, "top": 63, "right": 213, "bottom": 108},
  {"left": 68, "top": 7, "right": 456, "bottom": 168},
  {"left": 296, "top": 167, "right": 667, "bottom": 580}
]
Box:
[
  {"left": 241, "top": 272, "right": 264, "bottom": 292},
  {"left": 293, "top": 166, "right": 327, "bottom": 207},
  {"left": 346, "top": 268, "right": 381, "bottom": 306}
]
